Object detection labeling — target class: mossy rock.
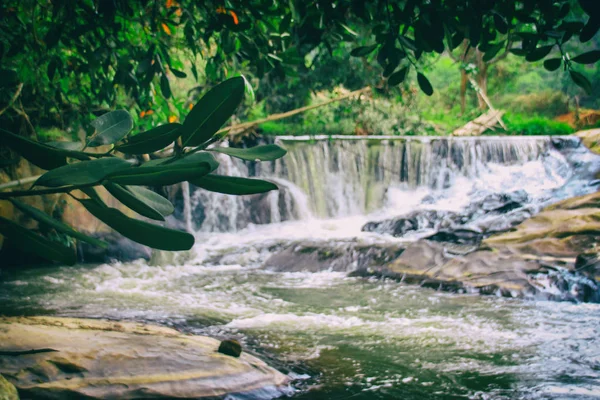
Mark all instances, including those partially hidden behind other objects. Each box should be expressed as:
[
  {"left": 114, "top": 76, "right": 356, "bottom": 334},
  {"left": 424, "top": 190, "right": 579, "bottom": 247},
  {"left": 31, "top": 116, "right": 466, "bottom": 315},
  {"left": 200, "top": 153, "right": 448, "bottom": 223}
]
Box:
[
  {"left": 0, "top": 375, "right": 18, "bottom": 400},
  {"left": 0, "top": 317, "right": 288, "bottom": 399},
  {"left": 576, "top": 128, "right": 600, "bottom": 155}
]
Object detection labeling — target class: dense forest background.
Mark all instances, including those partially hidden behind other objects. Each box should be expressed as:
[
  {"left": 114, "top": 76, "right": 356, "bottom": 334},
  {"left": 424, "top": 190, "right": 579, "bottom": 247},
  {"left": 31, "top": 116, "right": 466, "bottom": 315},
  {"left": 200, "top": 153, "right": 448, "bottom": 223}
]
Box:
[{"left": 1, "top": 0, "right": 598, "bottom": 150}]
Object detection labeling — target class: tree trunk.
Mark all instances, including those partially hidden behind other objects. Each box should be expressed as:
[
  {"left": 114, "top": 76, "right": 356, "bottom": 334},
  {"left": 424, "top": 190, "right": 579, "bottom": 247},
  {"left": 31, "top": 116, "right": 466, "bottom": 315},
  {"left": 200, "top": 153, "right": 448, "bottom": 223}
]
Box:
[
  {"left": 460, "top": 70, "right": 467, "bottom": 115},
  {"left": 475, "top": 51, "right": 488, "bottom": 111}
]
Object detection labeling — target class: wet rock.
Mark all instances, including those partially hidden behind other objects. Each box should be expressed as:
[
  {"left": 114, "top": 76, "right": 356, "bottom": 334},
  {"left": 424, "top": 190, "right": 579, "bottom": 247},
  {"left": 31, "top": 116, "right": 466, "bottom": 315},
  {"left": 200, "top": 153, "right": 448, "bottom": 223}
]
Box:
[
  {"left": 426, "top": 228, "right": 484, "bottom": 245},
  {"left": 0, "top": 317, "right": 288, "bottom": 399},
  {"left": 77, "top": 231, "right": 151, "bottom": 263},
  {"left": 362, "top": 190, "right": 530, "bottom": 240},
  {"left": 361, "top": 210, "right": 462, "bottom": 237},
  {"left": 576, "top": 128, "right": 600, "bottom": 155},
  {"left": 575, "top": 252, "right": 600, "bottom": 283},
  {"left": 0, "top": 374, "right": 18, "bottom": 400},
  {"left": 484, "top": 191, "right": 600, "bottom": 258},
  {"left": 264, "top": 241, "right": 404, "bottom": 273},
  {"left": 218, "top": 340, "right": 242, "bottom": 358},
  {"left": 354, "top": 241, "right": 595, "bottom": 301}
]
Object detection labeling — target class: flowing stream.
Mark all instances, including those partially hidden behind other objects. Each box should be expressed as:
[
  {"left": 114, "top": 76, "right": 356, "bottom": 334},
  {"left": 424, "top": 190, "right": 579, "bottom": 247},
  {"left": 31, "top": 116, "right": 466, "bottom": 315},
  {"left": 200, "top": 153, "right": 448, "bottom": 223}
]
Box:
[{"left": 2, "top": 135, "right": 600, "bottom": 399}]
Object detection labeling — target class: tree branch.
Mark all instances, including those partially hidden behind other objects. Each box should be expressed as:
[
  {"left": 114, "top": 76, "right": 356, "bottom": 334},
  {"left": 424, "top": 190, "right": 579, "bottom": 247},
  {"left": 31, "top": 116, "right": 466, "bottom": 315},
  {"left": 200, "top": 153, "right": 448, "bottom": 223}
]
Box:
[{"left": 0, "top": 83, "right": 24, "bottom": 116}]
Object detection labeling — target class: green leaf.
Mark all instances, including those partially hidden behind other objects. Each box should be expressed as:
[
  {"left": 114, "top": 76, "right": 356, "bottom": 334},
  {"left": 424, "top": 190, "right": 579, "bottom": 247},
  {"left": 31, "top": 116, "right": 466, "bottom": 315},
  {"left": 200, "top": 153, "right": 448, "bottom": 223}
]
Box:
[
  {"left": 350, "top": 44, "right": 378, "bottom": 57},
  {"left": 570, "top": 70, "right": 592, "bottom": 95},
  {"left": 181, "top": 76, "right": 245, "bottom": 147},
  {"left": 116, "top": 123, "right": 182, "bottom": 155},
  {"left": 80, "top": 199, "right": 194, "bottom": 251},
  {"left": 106, "top": 152, "right": 218, "bottom": 186},
  {"left": 0, "top": 128, "right": 88, "bottom": 170},
  {"left": 160, "top": 74, "right": 172, "bottom": 99},
  {"left": 191, "top": 175, "right": 278, "bottom": 195},
  {"left": 0, "top": 69, "right": 18, "bottom": 88},
  {"left": 543, "top": 58, "right": 562, "bottom": 71},
  {"left": 104, "top": 182, "right": 173, "bottom": 220},
  {"left": 388, "top": 67, "right": 409, "bottom": 86},
  {"left": 88, "top": 110, "right": 134, "bottom": 147},
  {"left": 525, "top": 45, "right": 554, "bottom": 62},
  {"left": 382, "top": 63, "right": 397, "bottom": 78},
  {"left": 580, "top": 16, "right": 599, "bottom": 43},
  {"left": 571, "top": 50, "right": 600, "bottom": 64},
  {"left": 46, "top": 141, "right": 84, "bottom": 151},
  {"left": 483, "top": 42, "right": 504, "bottom": 62},
  {"left": 9, "top": 199, "right": 108, "bottom": 248},
  {"left": 209, "top": 144, "right": 287, "bottom": 161},
  {"left": 340, "top": 23, "right": 358, "bottom": 37},
  {"left": 35, "top": 158, "right": 134, "bottom": 188},
  {"left": 170, "top": 68, "right": 187, "bottom": 78},
  {"left": 417, "top": 72, "right": 434, "bottom": 96},
  {"left": 493, "top": 13, "right": 508, "bottom": 34},
  {"left": 0, "top": 217, "right": 76, "bottom": 265}
]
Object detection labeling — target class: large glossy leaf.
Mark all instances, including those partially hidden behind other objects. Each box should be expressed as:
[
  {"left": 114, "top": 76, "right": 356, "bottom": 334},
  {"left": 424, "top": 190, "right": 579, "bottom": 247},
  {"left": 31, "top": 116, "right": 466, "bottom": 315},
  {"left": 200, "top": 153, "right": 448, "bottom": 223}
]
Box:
[
  {"left": 525, "top": 45, "right": 554, "bottom": 62},
  {"left": 571, "top": 50, "right": 600, "bottom": 64},
  {"left": 388, "top": 67, "right": 409, "bottom": 86},
  {"left": 104, "top": 182, "right": 173, "bottom": 220},
  {"left": 116, "top": 123, "right": 182, "bottom": 155},
  {"left": 181, "top": 76, "right": 245, "bottom": 147},
  {"left": 106, "top": 152, "right": 218, "bottom": 186},
  {"left": 35, "top": 158, "right": 134, "bottom": 188},
  {"left": 543, "top": 58, "right": 562, "bottom": 71},
  {"left": 570, "top": 70, "right": 592, "bottom": 95},
  {"left": 80, "top": 199, "right": 194, "bottom": 251},
  {"left": 0, "top": 128, "right": 88, "bottom": 170},
  {"left": 88, "top": 110, "right": 134, "bottom": 147},
  {"left": 350, "top": 44, "right": 378, "bottom": 57},
  {"left": 580, "top": 16, "right": 599, "bottom": 43},
  {"left": 0, "top": 217, "right": 76, "bottom": 265},
  {"left": 417, "top": 73, "right": 434, "bottom": 96},
  {"left": 191, "top": 175, "right": 278, "bottom": 195},
  {"left": 9, "top": 199, "right": 108, "bottom": 248},
  {"left": 209, "top": 145, "right": 287, "bottom": 161}
]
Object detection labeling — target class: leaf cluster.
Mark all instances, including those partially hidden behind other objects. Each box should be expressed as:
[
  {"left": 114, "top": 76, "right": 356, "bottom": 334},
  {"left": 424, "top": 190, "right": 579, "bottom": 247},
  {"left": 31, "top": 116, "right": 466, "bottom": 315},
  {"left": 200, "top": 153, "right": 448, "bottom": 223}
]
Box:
[{"left": 0, "top": 76, "right": 287, "bottom": 264}]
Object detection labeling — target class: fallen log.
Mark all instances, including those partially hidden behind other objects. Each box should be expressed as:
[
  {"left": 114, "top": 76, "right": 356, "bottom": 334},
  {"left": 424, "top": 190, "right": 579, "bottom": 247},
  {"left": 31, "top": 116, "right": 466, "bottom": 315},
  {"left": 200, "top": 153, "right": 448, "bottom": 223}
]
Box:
[{"left": 452, "top": 109, "right": 505, "bottom": 136}]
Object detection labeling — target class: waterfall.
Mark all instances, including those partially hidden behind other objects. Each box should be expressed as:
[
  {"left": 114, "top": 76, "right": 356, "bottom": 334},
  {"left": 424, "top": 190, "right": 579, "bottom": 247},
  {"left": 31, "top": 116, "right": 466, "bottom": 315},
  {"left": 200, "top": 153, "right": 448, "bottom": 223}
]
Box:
[{"left": 182, "top": 135, "right": 585, "bottom": 232}]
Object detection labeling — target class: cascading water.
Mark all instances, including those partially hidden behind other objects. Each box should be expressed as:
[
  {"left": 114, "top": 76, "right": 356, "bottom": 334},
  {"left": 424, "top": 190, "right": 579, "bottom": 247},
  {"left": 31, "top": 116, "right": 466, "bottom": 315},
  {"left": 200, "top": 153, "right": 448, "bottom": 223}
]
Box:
[
  {"left": 2, "top": 135, "right": 600, "bottom": 399},
  {"left": 188, "top": 135, "right": 595, "bottom": 233}
]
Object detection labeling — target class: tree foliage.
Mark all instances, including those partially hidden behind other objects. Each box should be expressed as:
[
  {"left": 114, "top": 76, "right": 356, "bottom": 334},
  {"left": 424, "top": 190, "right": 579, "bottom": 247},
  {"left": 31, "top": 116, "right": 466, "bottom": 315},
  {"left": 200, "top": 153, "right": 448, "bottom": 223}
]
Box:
[
  {"left": 0, "top": 76, "right": 286, "bottom": 263},
  {"left": 0, "top": 0, "right": 598, "bottom": 263}
]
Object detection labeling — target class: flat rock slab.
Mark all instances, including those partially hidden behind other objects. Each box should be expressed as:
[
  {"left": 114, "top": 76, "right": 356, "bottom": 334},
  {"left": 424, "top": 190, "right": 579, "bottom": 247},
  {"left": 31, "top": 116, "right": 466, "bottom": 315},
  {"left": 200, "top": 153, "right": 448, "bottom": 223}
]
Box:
[{"left": 0, "top": 317, "right": 289, "bottom": 399}]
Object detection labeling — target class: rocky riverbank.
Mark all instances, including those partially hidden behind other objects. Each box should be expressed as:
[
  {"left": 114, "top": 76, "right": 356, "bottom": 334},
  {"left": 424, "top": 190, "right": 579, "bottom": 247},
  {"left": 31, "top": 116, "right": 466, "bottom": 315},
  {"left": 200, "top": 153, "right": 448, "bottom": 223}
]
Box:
[{"left": 0, "top": 317, "right": 289, "bottom": 400}]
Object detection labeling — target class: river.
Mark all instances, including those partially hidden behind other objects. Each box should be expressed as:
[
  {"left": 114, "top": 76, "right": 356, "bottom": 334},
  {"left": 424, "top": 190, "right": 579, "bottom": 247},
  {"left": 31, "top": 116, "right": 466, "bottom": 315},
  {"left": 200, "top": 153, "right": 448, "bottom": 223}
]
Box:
[{"left": 1, "top": 135, "right": 600, "bottom": 399}]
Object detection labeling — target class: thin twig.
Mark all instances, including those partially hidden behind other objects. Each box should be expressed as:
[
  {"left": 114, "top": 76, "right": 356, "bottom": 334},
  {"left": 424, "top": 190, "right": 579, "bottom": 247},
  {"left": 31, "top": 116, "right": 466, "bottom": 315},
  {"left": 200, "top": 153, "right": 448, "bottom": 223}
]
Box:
[{"left": 0, "top": 83, "right": 24, "bottom": 116}]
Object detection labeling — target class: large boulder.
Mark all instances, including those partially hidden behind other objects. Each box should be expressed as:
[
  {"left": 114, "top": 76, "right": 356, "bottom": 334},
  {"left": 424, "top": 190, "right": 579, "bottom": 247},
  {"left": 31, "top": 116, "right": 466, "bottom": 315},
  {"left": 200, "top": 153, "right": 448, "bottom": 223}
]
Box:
[
  {"left": 0, "top": 317, "right": 289, "bottom": 399},
  {"left": 484, "top": 191, "right": 600, "bottom": 258}
]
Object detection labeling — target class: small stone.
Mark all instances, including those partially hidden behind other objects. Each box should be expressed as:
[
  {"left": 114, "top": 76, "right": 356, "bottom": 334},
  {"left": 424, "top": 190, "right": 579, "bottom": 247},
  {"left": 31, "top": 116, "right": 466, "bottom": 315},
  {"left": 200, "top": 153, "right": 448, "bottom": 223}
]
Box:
[
  {"left": 0, "top": 374, "right": 19, "bottom": 400},
  {"left": 218, "top": 339, "right": 242, "bottom": 358}
]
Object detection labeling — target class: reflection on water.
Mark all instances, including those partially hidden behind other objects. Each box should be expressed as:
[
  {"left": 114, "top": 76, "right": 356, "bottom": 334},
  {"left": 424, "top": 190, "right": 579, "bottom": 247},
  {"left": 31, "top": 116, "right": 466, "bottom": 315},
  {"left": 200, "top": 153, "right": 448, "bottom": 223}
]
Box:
[{"left": 2, "top": 263, "right": 600, "bottom": 399}]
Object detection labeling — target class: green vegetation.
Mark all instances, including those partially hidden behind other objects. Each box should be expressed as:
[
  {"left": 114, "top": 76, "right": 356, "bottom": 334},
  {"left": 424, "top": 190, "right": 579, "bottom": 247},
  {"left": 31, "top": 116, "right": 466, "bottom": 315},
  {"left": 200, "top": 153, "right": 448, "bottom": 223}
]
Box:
[
  {"left": 0, "top": 0, "right": 599, "bottom": 260},
  {"left": 0, "top": 77, "right": 287, "bottom": 264}
]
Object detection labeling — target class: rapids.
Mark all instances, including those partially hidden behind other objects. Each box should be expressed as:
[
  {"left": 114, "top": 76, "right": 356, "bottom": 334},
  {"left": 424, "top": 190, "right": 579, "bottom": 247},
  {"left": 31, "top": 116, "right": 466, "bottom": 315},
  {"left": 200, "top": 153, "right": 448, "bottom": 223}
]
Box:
[{"left": 2, "top": 135, "right": 600, "bottom": 399}]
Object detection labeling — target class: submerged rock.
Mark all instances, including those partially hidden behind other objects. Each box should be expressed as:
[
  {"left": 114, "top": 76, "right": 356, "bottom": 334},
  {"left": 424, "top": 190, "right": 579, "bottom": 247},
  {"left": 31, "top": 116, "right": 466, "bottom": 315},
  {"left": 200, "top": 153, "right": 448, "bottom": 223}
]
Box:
[
  {"left": 0, "top": 375, "right": 18, "bottom": 400},
  {"left": 0, "top": 317, "right": 288, "bottom": 399},
  {"left": 77, "top": 231, "right": 151, "bottom": 263}
]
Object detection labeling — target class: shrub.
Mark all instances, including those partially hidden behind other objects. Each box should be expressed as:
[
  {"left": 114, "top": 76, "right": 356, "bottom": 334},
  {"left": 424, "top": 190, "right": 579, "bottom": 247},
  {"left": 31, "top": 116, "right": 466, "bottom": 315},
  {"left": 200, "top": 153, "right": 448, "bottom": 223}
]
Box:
[
  {"left": 504, "top": 90, "right": 569, "bottom": 118},
  {"left": 493, "top": 112, "right": 575, "bottom": 136}
]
